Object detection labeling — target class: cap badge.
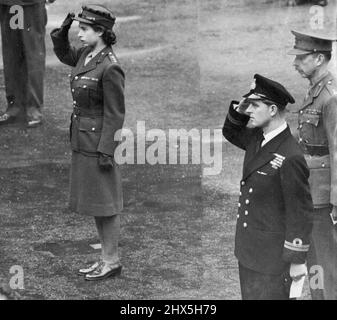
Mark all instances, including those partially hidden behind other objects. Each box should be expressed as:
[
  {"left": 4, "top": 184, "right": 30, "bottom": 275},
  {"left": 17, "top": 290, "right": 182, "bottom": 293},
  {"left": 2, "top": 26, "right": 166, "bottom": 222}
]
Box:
[{"left": 250, "top": 79, "right": 256, "bottom": 90}]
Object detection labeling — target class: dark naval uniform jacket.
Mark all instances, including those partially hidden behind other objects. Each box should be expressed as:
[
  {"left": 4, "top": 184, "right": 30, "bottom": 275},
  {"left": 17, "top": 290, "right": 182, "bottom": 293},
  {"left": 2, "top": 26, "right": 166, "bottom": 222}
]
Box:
[
  {"left": 50, "top": 28, "right": 125, "bottom": 158},
  {"left": 223, "top": 102, "right": 313, "bottom": 275},
  {"left": 297, "top": 71, "right": 337, "bottom": 208}
]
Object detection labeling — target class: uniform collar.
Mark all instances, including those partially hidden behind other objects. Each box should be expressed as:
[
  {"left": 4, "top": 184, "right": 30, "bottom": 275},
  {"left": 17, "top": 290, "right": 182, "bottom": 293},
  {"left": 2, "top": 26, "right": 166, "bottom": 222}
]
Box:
[
  {"left": 308, "top": 71, "right": 332, "bottom": 96},
  {"left": 262, "top": 122, "right": 287, "bottom": 147},
  {"left": 300, "top": 71, "right": 333, "bottom": 110},
  {"left": 73, "top": 46, "right": 112, "bottom": 77},
  {"left": 242, "top": 126, "right": 291, "bottom": 180}
]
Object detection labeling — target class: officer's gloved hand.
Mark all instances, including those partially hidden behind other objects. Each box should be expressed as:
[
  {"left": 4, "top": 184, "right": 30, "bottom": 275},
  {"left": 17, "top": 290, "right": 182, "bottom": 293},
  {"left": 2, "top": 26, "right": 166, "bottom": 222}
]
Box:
[
  {"left": 234, "top": 98, "right": 250, "bottom": 115},
  {"left": 290, "top": 263, "right": 307, "bottom": 282},
  {"left": 98, "top": 153, "right": 114, "bottom": 172},
  {"left": 60, "top": 13, "right": 75, "bottom": 31}
]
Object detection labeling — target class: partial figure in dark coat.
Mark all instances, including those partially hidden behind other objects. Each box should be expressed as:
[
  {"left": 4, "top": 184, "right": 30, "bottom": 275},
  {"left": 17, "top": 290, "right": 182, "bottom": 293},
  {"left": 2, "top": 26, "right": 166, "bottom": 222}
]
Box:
[
  {"left": 50, "top": 5, "right": 125, "bottom": 281},
  {"left": 0, "top": 0, "right": 56, "bottom": 127},
  {"left": 223, "top": 74, "right": 314, "bottom": 300}
]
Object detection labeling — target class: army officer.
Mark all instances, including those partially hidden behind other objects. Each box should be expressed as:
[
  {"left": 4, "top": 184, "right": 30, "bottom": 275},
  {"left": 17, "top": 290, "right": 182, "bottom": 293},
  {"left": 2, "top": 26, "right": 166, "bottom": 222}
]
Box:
[
  {"left": 288, "top": 30, "right": 337, "bottom": 300},
  {"left": 50, "top": 5, "right": 125, "bottom": 280}
]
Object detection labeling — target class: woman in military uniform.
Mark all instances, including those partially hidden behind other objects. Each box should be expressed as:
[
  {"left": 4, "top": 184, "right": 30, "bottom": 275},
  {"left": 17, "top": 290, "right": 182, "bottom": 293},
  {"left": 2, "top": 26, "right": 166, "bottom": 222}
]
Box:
[{"left": 50, "top": 5, "right": 125, "bottom": 280}]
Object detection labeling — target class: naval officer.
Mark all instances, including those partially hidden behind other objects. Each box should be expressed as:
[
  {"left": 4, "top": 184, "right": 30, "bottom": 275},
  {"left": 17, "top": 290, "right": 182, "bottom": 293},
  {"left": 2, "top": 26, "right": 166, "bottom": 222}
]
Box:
[{"left": 223, "top": 74, "right": 314, "bottom": 299}]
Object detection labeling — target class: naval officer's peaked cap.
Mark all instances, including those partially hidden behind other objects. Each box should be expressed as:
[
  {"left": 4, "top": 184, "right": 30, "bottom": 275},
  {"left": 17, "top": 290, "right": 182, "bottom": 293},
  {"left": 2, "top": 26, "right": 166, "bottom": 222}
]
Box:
[{"left": 243, "top": 74, "right": 295, "bottom": 109}]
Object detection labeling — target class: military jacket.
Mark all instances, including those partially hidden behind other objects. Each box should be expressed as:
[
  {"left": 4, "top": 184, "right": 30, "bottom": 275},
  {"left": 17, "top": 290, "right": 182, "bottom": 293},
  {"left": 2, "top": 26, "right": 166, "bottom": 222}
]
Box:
[
  {"left": 223, "top": 102, "right": 313, "bottom": 275},
  {"left": 297, "top": 71, "right": 337, "bottom": 207},
  {"left": 50, "top": 27, "right": 125, "bottom": 157}
]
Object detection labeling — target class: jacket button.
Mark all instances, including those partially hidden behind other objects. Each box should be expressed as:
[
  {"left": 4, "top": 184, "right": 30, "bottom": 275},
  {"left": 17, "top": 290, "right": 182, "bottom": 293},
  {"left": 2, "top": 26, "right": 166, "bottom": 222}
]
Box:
[
  {"left": 92, "top": 127, "right": 95, "bottom": 131},
  {"left": 299, "top": 124, "right": 303, "bottom": 129},
  {"left": 241, "top": 181, "right": 245, "bottom": 186},
  {"left": 73, "top": 115, "right": 77, "bottom": 119},
  {"left": 249, "top": 188, "right": 253, "bottom": 193},
  {"left": 71, "top": 89, "right": 75, "bottom": 92},
  {"left": 245, "top": 210, "right": 248, "bottom": 216},
  {"left": 75, "top": 76, "right": 79, "bottom": 80},
  {"left": 243, "top": 223, "right": 247, "bottom": 228},
  {"left": 299, "top": 110, "right": 303, "bottom": 114},
  {"left": 322, "top": 163, "right": 325, "bottom": 168},
  {"left": 239, "top": 191, "right": 242, "bottom": 196},
  {"left": 83, "top": 85, "right": 87, "bottom": 88},
  {"left": 73, "top": 101, "right": 77, "bottom": 105},
  {"left": 238, "top": 203, "right": 241, "bottom": 208},
  {"left": 298, "top": 137, "right": 303, "bottom": 142},
  {"left": 237, "top": 214, "right": 240, "bottom": 219},
  {"left": 245, "top": 199, "right": 249, "bottom": 205}
]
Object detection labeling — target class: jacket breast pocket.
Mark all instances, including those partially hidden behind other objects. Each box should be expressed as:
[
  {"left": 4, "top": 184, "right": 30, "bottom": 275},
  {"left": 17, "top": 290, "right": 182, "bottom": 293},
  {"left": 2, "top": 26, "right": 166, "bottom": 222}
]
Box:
[
  {"left": 257, "top": 163, "right": 280, "bottom": 176},
  {"left": 299, "top": 113, "right": 327, "bottom": 146},
  {"left": 78, "top": 117, "right": 103, "bottom": 153},
  {"left": 73, "top": 78, "right": 102, "bottom": 108},
  {"left": 305, "top": 154, "right": 331, "bottom": 207}
]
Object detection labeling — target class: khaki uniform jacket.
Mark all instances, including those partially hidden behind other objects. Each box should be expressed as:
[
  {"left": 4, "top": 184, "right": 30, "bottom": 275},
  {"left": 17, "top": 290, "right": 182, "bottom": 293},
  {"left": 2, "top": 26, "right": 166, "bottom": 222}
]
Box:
[
  {"left": 50, "top": 27, "right": 125, "bottom": 158},
  {"left": 297, "top": 71, "right": 337, "bottom": 207},
  {"left": 223, "top": 102, "right": 314, "bottom": 275}
]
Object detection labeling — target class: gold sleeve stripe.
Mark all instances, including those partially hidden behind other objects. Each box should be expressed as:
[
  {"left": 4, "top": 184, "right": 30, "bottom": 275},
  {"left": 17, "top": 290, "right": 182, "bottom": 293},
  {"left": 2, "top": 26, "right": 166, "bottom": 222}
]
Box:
[
  {"left": 227, "top": 112, "right": 243, "bottom": 126},
  {"left": 284, "top": 241, "right": 309, "bottom": 252}
]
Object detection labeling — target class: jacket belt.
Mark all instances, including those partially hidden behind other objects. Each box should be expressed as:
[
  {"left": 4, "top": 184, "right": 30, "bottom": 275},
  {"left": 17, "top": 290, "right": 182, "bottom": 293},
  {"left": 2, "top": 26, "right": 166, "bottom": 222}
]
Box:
[
  {"left": 73, "top": 106, "right": 103, "bottom": 117},
  {"left": 303, "top": 145, "right": 329, "bottom": 156}
]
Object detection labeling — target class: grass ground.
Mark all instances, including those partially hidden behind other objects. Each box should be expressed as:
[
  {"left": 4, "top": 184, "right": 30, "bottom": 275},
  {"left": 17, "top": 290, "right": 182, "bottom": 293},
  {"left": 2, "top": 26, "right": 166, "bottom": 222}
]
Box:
[{"left": 1, "top": 0, "right": 335, "bottom": 299}]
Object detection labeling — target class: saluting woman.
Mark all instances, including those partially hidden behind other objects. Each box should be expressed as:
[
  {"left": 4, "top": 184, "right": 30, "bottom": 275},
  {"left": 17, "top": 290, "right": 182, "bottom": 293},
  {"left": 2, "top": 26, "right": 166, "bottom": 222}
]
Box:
[{"left": 50, "top": 5, "right": 125, "bottom": 280}]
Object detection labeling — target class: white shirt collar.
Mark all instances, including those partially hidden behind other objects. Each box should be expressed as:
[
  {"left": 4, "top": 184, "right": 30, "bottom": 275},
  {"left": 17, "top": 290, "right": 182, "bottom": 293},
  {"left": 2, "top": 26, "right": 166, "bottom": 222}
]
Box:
[{"left": 261, "top": 122, "right": 287, "bottom": 147}]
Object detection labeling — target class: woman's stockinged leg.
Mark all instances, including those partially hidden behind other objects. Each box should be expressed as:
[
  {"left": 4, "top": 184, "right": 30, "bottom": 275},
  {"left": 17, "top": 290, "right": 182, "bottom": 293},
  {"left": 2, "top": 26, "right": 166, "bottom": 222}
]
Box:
[
  {"left": 94, "top": 216, "right": 104, "bottom": 245},
  {"left": 100, "top": 214, "right": 121, "bottom": 265},
  {"left": 84, "top": 215, "right": 122, "bottom": 280}
]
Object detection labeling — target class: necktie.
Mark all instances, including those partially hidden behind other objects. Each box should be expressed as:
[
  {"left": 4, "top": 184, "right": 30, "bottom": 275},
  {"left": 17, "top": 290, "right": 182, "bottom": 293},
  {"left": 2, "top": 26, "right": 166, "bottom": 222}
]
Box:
[
  {"left": 255, "top": 134, "right": 265, "bottom": 154},
  {"left": 84, "top": 53, "right": 93, "bottom": 66}
]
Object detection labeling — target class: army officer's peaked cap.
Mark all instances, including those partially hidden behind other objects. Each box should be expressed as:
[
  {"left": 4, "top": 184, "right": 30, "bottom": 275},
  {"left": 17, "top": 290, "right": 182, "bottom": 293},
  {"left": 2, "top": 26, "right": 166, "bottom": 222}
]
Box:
[
  {"left": 243, "top": 74, "right": 295, "bottom": 109},
  {"left": 74, "top": 5, "right": 116, "bottom": 30},
  {"left": 288, "top": 29, "right": 337, "bottom": 55}
]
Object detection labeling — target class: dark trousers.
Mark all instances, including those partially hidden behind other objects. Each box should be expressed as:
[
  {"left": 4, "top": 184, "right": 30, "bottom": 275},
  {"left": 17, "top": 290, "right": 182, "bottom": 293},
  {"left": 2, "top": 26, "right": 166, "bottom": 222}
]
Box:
[
  {"left": 307, "top": 207, "right": 337, "bottom": 300},
  {"left": 238, "top": 262, "right": 291, "bottom": 300},
  {"left": 0, "top": 3, "right": 46, "bottom": 120}
]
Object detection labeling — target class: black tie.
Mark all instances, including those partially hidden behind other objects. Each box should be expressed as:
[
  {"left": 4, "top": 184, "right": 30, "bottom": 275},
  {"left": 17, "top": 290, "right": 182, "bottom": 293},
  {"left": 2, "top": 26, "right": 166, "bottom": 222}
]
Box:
[{"left": 255, "top": 134, "right": 265, "bottom": 154}]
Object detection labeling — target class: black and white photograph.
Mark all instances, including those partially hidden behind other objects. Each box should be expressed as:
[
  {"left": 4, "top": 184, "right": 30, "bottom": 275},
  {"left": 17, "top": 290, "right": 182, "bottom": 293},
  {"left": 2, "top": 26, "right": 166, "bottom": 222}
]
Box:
[{"left": 0, "top": 0, "right": 336, "bottom": 303}]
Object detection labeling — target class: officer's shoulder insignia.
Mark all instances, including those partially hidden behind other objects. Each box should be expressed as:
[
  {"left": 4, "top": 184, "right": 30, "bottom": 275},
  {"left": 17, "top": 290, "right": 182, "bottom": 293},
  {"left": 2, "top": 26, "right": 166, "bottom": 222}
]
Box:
[
  {"left": 325, "top": 79, "right": 337, "bottom": 96},
  {"left": 270, "top": 153, "right": 285, "bottom": 169},
  {"left": 107, "top": 52, "right": 118, "bottom": 64}
]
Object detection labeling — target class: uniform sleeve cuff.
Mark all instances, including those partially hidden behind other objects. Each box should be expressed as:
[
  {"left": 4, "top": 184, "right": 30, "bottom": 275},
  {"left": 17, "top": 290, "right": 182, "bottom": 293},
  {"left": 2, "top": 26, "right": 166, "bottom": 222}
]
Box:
[{"left": 282, "top": 239, "right": 310, "bottom": 264}]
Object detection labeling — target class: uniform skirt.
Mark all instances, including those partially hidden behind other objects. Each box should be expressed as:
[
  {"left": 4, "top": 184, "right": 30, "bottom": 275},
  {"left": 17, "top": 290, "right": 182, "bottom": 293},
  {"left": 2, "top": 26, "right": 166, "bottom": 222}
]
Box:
[{"left": 69, "top": 151, "right": 123, "bottom": 216}]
